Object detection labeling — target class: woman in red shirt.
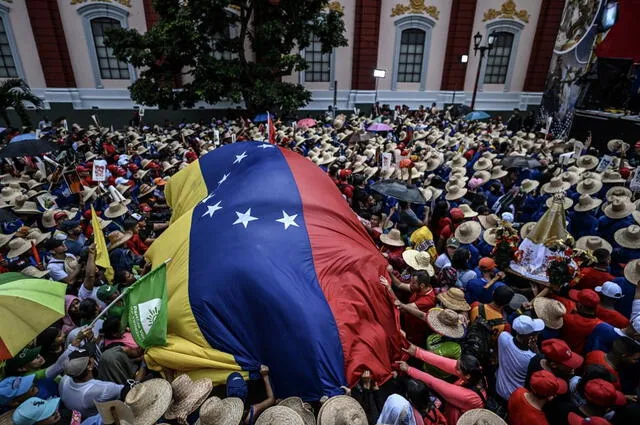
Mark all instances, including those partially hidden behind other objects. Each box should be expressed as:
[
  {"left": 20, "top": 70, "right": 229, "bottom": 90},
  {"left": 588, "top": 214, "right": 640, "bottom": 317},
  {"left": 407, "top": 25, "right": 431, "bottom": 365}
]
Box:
[{"left": 508, "top": 370, "right": 567, "bottom": 425}]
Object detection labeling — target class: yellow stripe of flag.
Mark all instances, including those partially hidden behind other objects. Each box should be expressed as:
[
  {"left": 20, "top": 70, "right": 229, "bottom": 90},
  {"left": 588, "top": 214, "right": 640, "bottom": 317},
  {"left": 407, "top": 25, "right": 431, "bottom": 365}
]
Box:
[{"left": 91, "top": 206, "right": 114, "bottom": 283}]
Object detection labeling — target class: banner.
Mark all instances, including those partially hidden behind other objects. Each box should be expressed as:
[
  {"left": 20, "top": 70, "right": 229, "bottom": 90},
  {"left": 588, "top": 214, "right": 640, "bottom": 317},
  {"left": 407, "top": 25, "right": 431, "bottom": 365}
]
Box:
[
  {"left": 381, "top": 153, "right": 392, "bottom": 171},
  {"left": 596, "top": 154, "right": 614, "bottom": 173},
  {"left": 124, "top": 263, "right": 168, "bottom": 348},
  {"left": 92, "top": 159, "right": 107, "bottom": 182}
]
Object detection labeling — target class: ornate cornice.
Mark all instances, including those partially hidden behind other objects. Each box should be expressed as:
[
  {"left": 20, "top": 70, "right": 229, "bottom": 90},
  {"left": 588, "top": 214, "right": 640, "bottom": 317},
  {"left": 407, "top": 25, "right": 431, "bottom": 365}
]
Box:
[
  {"left": 70, "top": 0, "right": 132, "bottom": 7},
  {"left": 391, "top": 0, "right": 439, "bottom": 20},
  {"left": 483, "top": 0, "right": 529, "bottom": 23}
]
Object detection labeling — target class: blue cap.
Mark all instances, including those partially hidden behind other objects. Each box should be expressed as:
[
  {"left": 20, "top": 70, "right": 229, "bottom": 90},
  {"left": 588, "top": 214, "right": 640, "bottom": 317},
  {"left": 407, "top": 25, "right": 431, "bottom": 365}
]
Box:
[
  {"left": 12, "top": 397, "right": 60, "bottom": 425},
  {"left": 226, "top": 372, "right": 248, "bottom": 401},
  {"left": 0, "top": 376, "right": 36, "bottom": 406}
]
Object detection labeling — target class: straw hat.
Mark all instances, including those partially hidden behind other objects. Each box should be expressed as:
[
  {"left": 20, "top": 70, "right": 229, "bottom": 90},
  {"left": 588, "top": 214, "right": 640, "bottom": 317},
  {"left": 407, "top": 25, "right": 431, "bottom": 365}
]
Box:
[
  {"left": 104, "top": 202, "right": 129, "bottom": 218},
  {"left": 139, "top": 184, "right": 157, "bottom": 198},
  {"left": 576, "top": 178, "right": 602, "bottom": 195},
  {"left": 614, "top": 225, "right": 640, "bottom": 249},
  {"left": 604, "top": 198, "right": 633, "bottom": 219},
  {"left": 402, "top": 250, "right": 435, "bottom": 276},
  {"left": 426, "top": 155, "right": 443, "bottom": 171},
  {"left": 482, "top": 228, "right": 498, "bottom": 246},
  {"left": 445, "top": 185, "right": 467, "bottom": 201},
  {"left": 107, "top": 230, "right": 133, "bottom": 250},
  {"left": 13, "top": 199, "right": 41, "bottom": 215},
  {"left": 457, "top": 409, "right": 507, "bottom": 425},
  {"left": 520, "top": 222, "right": 536, "bottom": 239},
  {"left": 490, "top": 166, "right": 508, "bottom": 180},
  {"left": 454, "top": 221, "right": 482, "bottom": 244},
  {"left": 195, "top": 397, "right": 244, "bottom": 425},
  {"left": 472, "top": 157, "right": 492, "bottom": 171},
  {"left": 560, "top": 171, "right": 580, "bottom": 186},
  {"left": 81, "top": 186, "right": 98, "bottom": 203},
  {"left": 607, "top": 138, "right": 628, "bottom": 153},
  {"left": 601, "top": 170, "right": 625, "bottom": 184},
  {"left": 458, "top": 204, "right": 477, "bottom": 218},
  {"left": 623, "top": 259, "right": 640, "bottom": 286},
  {"left": 27, "top": 228, "right": 51, "bottom": 245},
  {"left": 437, "top": 288, "right": 471, "bottom": 311},
  {"left": 0, "top": 410, "right": 14, "bottom": 425},
  {"left": 606, "top": 186, "right": 632, "bottom": 201},
  {"left": 7, "top": 237, "right": 33, "bottom": 258},
  {"left": 426, "top": 308, "right": 466, "bottom": 338},
  {"left": 541, "top": 177, "right": 570, "bottom": 194},
  {"left": 575, "top": 236, "right": 612, "bottom": 253},
  {"left": 124, "top": 379, "right": 173, "bottom": 425},
  {"left": 532, "top": 297, "right": 566, "bottom": 330},
  {"left": 450, "top": 155, "right": 467, "bottom": 168},
  {"left": 520, "top": 179, "right": 539, "bottom": 194},
  {"left": 546, "top": 196, "right": 573, "bottom": 210},
  {"left": 317, "top": 396, "right": 367, "bottom": 425},
  {"left": 380, "top": 229, "right": 405, "bottom": 247},
  {"left": 317, "top": 152, "right": 336, "bottom": 165},
  {"left": 477, "top": 214, "right": 498, "bottom": 230},
  {"left": 575, "top": 155, "right": 598, "bottom": 170},
  {"left": 256, "top": 406, "right": 304, "bottom": 425},
  {"left": 278, "top": 398, "right": 316, "bottom": 425},
  {"left": 95, "top": 400, "right": 136, "bottom": 425},
  {"left": 21, "top": 265, "right": 50, "bottom": 278},
  {"left": 573, "top": 194, "right": 602, "bottom": 212},
  {"left": 0, "top": 231, "right": 14, "bottom": 248},
  {"left": 164, "top": 375, "right": 213, "bottom": 420}
]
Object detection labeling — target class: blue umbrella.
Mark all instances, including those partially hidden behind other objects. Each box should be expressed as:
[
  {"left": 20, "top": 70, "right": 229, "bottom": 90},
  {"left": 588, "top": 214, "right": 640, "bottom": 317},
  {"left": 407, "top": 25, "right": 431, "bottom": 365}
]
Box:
[
  {"left": 253, "top": 113, "right": 272, "bottom": 123},
  {"left": 9, "top": 133, "right": 38, "bottom": 143},
  {"left": 464, "top": 111, "right": 491, "bottom": 121}
]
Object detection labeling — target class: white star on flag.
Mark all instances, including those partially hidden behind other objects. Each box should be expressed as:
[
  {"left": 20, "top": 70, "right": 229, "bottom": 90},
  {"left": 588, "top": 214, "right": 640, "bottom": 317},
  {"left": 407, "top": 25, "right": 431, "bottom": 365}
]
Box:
[
  {"left": 202, "top": 201, "right": 222, "bottom": 218},
  {"left": 276, "top": 210, "right": 299, "bottom": 230},
  {"left": 233, "top": 208, "right": 258, "bottom": 228},
  {"left": 200, "top": 192, "right": 215, "bottom": 204},
  {"left": 257, "top": 144, "right": 275, "bottom": 149},
  {"left": 233, "top": 151, "right": 248, "bottom": 164},
  {"left": 218, "top": 173, "right": 230, "bottom": 185}
]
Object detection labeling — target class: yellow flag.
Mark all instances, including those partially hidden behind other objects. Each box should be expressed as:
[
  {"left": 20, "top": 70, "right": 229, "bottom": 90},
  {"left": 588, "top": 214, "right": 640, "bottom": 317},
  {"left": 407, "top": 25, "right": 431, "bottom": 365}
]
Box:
[{"left": 91, "top": 206, "right": 114, "bottom": 282}]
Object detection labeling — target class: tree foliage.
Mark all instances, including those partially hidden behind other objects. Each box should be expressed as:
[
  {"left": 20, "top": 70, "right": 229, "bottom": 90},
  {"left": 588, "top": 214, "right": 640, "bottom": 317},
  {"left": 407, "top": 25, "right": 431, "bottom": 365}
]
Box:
[
  {"left": 0, "top": 79, "right": 44, "bottom": 128},
  {"left": 106, "top": 0, "right": 347, "bottom": 114}
]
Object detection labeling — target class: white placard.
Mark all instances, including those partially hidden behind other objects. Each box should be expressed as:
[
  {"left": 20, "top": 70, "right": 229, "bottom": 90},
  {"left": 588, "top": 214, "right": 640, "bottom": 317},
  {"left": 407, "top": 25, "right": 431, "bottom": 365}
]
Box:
[
  {"left": 559, "top": 152, "right": 574, "bottom": 165},
  {"left": 573, "top": 140, "right": 584, "bottom": 159},
  {"left": 139, "top": 107, "right": 145, "bottom": 117},
  {"left": 213, "top": 129, "right": 220, "bottom": 144},
  {"left": 92, "top": 159, "right": 107, "bottom": 182},
  {"left": 381, "top": 152, "right": 392, "bottom": 171},
  {"left": 596, "top": 155, "right": 614, "bottom": 173}
]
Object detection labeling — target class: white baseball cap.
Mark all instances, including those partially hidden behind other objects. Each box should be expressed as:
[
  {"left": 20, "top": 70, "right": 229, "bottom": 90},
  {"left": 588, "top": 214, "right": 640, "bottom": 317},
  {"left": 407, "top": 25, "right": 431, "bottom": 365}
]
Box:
[
  {"left": 595, "top": 281, "right": 623, "bottom": 299},
  {"left": 513, "top": 315, "right": 545, "bottom": 335}
]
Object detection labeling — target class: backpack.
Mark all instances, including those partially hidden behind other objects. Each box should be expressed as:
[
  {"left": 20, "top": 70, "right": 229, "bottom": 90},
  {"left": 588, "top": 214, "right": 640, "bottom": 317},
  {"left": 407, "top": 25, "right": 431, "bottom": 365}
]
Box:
[{"left": 460, "top": 304, "right": 505, "bottom": 366}]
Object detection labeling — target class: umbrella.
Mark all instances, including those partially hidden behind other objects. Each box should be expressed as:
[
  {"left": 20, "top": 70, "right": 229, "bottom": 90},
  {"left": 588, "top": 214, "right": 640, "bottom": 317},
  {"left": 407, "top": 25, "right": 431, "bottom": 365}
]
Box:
[
  {"left": 0, "top": 133, "right": 59, "bottom": 158},
  {"left": 501, "top": 156, "right": 542, "bottom": 169},
  {"left": 464, "top": 111, "right": 491, "bottom": 121},
  {"left": 253, "top": 113, "right": 271, "bottom": 123},
  {"left": 349, "top": 132, "right": 372, "bottom": 144},
  {"left": 367, "top": 123, "right": 393, "bottom": 132},
  {"left": 0, "top": 207, "right": 18, "bottom": 223},
  {"left": 371, "top": 179, "right": 428, "bottom": 205},
  {"left": 297, "top": 118, "right": 317, "bottom": 128},
  {"left": 0, "top": 277, "right": 66, "bottom": 360}
]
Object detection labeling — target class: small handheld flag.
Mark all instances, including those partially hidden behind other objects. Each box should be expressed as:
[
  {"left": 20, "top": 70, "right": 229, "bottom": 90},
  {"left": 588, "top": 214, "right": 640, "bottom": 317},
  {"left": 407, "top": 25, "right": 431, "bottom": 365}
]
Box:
[{"left": 91, "top": 206, "right": 113, "bottom": 282}]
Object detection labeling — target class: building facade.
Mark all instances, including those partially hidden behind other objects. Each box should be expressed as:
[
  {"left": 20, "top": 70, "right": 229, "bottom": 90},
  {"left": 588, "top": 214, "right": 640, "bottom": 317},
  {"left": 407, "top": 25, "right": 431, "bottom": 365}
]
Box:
[{"left": 6, "top": 0, "right": 564, "bottom": 112}]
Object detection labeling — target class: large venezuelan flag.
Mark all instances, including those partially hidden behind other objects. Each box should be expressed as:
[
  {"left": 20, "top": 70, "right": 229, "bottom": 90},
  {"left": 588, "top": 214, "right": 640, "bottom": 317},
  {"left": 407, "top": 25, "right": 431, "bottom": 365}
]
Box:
[{"left": 145, "top": 142, "right": 404, "bottom": 400}]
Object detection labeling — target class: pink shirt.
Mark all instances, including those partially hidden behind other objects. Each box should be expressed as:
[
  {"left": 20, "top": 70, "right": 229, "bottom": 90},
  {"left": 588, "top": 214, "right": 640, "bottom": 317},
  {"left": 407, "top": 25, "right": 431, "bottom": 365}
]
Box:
[{"left": 104, "top": 332, "right": 139, "bottom": 350}]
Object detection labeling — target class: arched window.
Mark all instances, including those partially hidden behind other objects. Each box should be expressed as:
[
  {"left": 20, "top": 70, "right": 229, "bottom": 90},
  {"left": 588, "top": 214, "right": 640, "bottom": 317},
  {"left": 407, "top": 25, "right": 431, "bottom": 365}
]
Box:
[
  {"left": 397, "top": 29, "right": 426, "bottom": 83},
  {"left": 90, "top": 17, "right": 130, "bottom": 80},
  {"left": 483, "top": 31, "right": 514, "bottom": 84},
  {"left": 304, "top": 35, "right": 331, "bottom": 82}
]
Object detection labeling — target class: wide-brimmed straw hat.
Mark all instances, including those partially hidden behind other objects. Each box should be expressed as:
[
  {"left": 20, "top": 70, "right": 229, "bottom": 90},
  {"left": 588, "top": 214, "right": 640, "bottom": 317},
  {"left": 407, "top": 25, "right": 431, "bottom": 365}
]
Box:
[
  {"left": 21, "top": 265, "right": 50, "bottom": 278},
  {"left": 95, "top": 400, "right": 136, "bottom": 425},
  {"left": 124, "top": 379, "right": 173, "bottom": 425},
  {"left": 104, "top": 202, "right": 129, "bottom": 218},
  {"left": 575, "top": 236, "right": 612, "bottom": 253},
  {"left": 458, "top": 204, "right": 477, "bottom": 219},
  {"left": 380, "top": 229, "right": 405, "bottom": 247},
  {"left": 520, "top": 179, "right": 539, "bottom": 194},
  {"left": 256, "top": 406, "right": 304, "bottom": 425},
  {"left": 607, "top": 138, "right": 628, "bottom": 153},
  {"left": 532, "top": 297, "right": 566, "bottom": 330},
  {"left": 490, "top": 166, "right": 508, "bottom": 180},
  {"left": 576, "top": 155, "right": 599, "bottom": 170},
  {"left": 195, "top": 397, "right": 244, "bottom": 425},
  {"left": 454, "top": 221, "right": 482, "bottom": 244},
  {"left": 601, "top": 170, "right": 626, "bottom": 184},
  {"left": 7, "top": 237, "right": 33, "bottom": 258},
  {"left": 614, "top": 225, "right": 640, "bottom": 249},
  {"left": 477, "top": 214, "right": 499, "bottom": 230},
  {"left": 318, "top": 396, "right": 367, "bottom": 425},
  {"left": 541, "top": 177, "right": 570, "bottom": 194},
  {"left": 27, "top": 228, "right": 51, "bottom": 246},
  {"left": 445, "top": 185, "right": 467, "bottom": 201},
  {"left": 472, "top": 158, "right": 492, "bottom": 171},
  {"left": 278, "top": 398, "right": 315, "bottom": 425},
  {"left": 576, "top": 178, "right": 603, "bottom": 195},
  {"left": 164, "top": 375, "right": 213, "bottom": 420},
  {"left": 560, "top": 171, "right": 580, "bottom": 186},
  {"left": 81, "top": 186, "right": 98, "bottom": 203},
  {"left": 623, "top": 259, "right": 640, "bottom": 286},
  {"left": 0, "top": 231, "right": 15, "bottom": 248},
  {"left": 606, "top": 186, "right": 632, "bottom": 201},
  {"left": 107, "top": 230, "right": 133, "bottom": 251},
  {"left": 437, "top": 288, "right": 471, "bottom": 311},
  {"left": 402, "top": 250, "right": 435, "bottom": 276},
  {"left": 546, "top": 196, "right": 573, "bottom": 210},
  {"left": 139, "top": 184, "right": 157, "bottom": 198},
  {"left": 604, "top": 198, "right": 633, "bottom": 219},
  {"left": 457, "top": 409, "right": 507, "bottom": 425},
  {"left": 13, "top": 199, "right": 41, "bottom": 215},
  {"left": 426, "top": 308, "right": 466, "bottom": 338},
  {"left": 520, "top": 222, "right": 536, "bottom": 240},
  {"left": 482, "top": 228, "right": 498, "bottom": 246},
  {"left": 573, "top": 194, "right": 602, "bottom": 212}
]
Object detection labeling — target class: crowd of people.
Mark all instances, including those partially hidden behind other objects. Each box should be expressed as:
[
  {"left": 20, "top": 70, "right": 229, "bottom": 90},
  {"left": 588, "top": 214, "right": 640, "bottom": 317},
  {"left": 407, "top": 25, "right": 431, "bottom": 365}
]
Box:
[{"left": 0, "top": 103, "right": 639, "bottom": 425}]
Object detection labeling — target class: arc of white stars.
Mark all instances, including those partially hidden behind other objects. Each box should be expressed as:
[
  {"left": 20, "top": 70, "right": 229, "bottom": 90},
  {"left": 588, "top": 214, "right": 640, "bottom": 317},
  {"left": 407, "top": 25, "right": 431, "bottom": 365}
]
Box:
[
  {"left": 218, "top": 172, "right": 230, "bottom": 185},
  {"left": 233, "top": 208, "right": 258, "bottom": 228},
  {"left": 234, "top": 151, "right": 248, "bottom": 164},
  {"left": 202, "top": 201, "right": 222, "bottom": 218},
  {"left": 200, "top": 192, "right": 215, "bottom": 204},
  {"left": 276, "top": 210, "right": 299, "bottom": 230},
  {"left": 257, "top": 144, "right": 275, "bottom": 149}
]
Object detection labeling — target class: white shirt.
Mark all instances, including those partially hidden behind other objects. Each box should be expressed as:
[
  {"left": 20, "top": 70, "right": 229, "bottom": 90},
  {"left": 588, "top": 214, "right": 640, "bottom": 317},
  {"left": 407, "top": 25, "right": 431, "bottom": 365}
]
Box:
[
  {"left": 435, "top": 253, "right": 451, "bottom": 270},
  {"left": 46, "top": 253, "right": 76, "bottom": 281},
  {"left": 78, "top": 283, "right": 107, "bottom": 310},
  {"left": 59, "top": 377, "right": 123, "bottom": 418},
  {"left": 495, "top": 332, "right": 536, "bottom": 400}
]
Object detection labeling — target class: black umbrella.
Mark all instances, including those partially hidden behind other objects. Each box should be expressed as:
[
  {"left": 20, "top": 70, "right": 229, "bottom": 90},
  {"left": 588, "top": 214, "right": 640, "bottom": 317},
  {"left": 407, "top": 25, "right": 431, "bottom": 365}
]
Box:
[
  {"left": 0, "top": 134, "right": 59, "bottom": 158},
  {"left": 501, "top": 156, "right": 542, "bottom": 170},
  {"left": 371, "top": 179, "right": 428, "bottom": 205},
  {"left": 0, "top": 207, "right": 18, "bottom": 223},
  {"left": 350, "top": 132, "right": 372, "bottom": 144}
]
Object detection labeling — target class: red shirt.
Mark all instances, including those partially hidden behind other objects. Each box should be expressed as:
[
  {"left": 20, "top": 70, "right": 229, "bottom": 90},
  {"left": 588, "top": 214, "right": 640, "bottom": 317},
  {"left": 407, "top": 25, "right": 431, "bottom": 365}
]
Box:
[
  {"left": 508, "top": 388, "right": 549, "bottom": 425},
  {"left": 595, "top": 306, "right": 630, "bottom": 329},
  {"left": 561, "top": 312, "right": 603, "bottom": 355},
  {"left": 383, "top": 246, "right": 406, "bottom": 271},
  {"left": 126, "top": 234, "right": 149, "bottom": 256},
  {"left": 584, "top": 350, "right": 620, "bottom": 390},
  {"left": 576, "top": 267, "right": 614, "bottom": 291},
  {"left": 404, "top": 289, "right": 437, "bottom": 346}
]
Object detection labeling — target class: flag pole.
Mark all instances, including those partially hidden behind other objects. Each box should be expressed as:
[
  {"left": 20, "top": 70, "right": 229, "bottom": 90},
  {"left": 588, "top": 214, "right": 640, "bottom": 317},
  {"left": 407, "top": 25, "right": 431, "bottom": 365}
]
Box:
[{"left": 86, "top": 258, "right": 172, "bottom": 329}]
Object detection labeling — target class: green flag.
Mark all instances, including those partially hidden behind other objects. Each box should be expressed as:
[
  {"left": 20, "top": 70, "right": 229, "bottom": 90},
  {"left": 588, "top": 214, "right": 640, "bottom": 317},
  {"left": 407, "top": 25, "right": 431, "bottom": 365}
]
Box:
[{"left": 124, "top": 263, "right": 168, "bottom": 348}]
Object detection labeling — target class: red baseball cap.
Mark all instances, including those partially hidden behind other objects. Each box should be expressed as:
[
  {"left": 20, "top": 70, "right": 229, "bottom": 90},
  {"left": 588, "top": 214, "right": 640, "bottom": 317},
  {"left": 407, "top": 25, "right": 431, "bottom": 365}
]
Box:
[
  {"left": 568, "top": 289, "right": 600, "bottom": 308},
  {"left": 541, "top": 339, "right": 584, "bottom": 369},
  {"left": 567, "top": 413, "right": 611, "bottom": 425},
  {"left": 479, "top": 257, "right": 498, "bottom": 271},
  {"left": 584, "top": 379, "right": 626, "bottom": 407},
  {"left": 450, "top": 208, "right": 464, "bottom": 221},
  {"left": 530, "top": 370, "right": 568, "bottom": 397}
]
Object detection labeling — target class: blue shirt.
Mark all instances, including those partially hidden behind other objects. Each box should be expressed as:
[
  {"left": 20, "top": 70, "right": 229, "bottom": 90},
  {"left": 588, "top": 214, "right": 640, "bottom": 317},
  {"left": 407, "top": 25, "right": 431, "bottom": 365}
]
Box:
[
  {"left": 460, "top": 243, "right": 481, "bottom": 269},
  {"left": 612, "top": 277, "right": 637, "bottom": 318},
  {"left": 465, "top": 276, "right": 505, "bottom": 304},
  {"left": 568, "top": 211, "right": 599, "bottom": 240},
  {"left": 597, "top": 215, "right": 634, "bottom": 243},
  {"left": 584, "top": 323, "right": 621, "bottom": 353}
]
